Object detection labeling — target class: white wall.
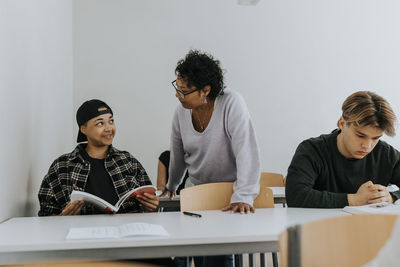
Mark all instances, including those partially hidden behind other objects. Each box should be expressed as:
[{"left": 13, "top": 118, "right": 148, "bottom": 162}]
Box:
[
  {"left": 1, "top": 0, "right": 399, "bottom": 219},
  {"left": 73, "top": 0, "right": 400, "bottom": 183},
  {"left": 74, "top": 0, "right": 400, "bottom": 183},
  {"left": 0, "top": 0, "right": 73, "bottom": 220}
]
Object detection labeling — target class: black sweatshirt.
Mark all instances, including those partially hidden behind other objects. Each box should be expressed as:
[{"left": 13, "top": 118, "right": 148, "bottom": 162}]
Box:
[{"left": 286, "top": 129, "right": 400, "bottom": 208}]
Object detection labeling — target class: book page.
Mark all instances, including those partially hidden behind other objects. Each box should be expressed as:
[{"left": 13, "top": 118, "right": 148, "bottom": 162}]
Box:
[
  {"left": 66, "top": 223, "right": 168, "bottom": 240},
  {"left": 343, "top": 202, "right": 400, "bottom": 215},
  {"left": 119, "top": 223, "right": 169, "bottom": 237},
  {"left": 66, "top": 226, "right": 119, "bottom": 239},
  {"left": 70, "top": 191, "right": 117, "bottom": 212},
  {"left": 116, "top": 185, "right": 156, "bottom": 208}
]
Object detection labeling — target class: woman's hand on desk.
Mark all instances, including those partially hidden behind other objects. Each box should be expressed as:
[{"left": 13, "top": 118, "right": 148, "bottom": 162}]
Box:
[
  {"left": 221, "top": 202, "right": 255, "bottom": 214},
  {"left": 59, "top": 200, "right": 84, "bottom": 216},
  {"left": 137, "top": 193, "right": 159, "bottom": 212},
  {"left": 160, "top": 188, "right": 176, "bottom": 199}
]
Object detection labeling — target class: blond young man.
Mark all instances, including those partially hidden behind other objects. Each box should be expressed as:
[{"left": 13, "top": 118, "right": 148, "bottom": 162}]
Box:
[{"left": 286, "top": 91, "right": 400, "bottom": 208}]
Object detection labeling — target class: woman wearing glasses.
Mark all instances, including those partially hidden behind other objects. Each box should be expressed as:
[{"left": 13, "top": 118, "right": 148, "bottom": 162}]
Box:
[
  {"left": 163, "top": 50, "right": 261, "bottom": 215},
  {"left": 162, "top": 50, "right": 260, "bottom": 267}
]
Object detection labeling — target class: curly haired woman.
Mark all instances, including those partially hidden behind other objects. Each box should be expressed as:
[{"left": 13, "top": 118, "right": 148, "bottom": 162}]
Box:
[{"left": 162, "top": 50, "right": 261, "bottom": 214}]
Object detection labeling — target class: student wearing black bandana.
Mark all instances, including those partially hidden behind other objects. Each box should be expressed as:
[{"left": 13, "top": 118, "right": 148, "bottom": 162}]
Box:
[{"left": 38, "top": 99, "right": 159, "bottom": 216}]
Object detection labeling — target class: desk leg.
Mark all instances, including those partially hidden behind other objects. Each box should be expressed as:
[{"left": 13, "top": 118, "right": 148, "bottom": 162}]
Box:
[
  {"left": 272, "top": 252, "right": 279, "bottom": 267},
  {"left": 234, "top": 254, "right": 244, "bottom": 267},
  {"left": 260, "top": 253, "right": 266, "bottom": 267},
  {"left": 249, "top": 253, "right": 256, "bottom": 267}
]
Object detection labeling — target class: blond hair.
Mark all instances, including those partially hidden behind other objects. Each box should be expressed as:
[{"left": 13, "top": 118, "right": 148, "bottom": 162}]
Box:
[{"left": 341, "top": 91, "right": 396, "bottom": 136}]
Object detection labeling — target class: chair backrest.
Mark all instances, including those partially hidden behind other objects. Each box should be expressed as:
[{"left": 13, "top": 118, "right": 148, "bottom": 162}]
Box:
[
  {"left": 180, "top": 182, "right": 274, "bottom": 211},
  {"left": 260, "top": 172, "right": 285, "bottom": 187},
  {"left": 253, "top": 186, "right": 274, "bottom": 208},
  {"left": 278, "top": 214, "right": 398, "bottom": 267},
  {"left": 180, "top": 182, "right": 233, "bottom": 211}
]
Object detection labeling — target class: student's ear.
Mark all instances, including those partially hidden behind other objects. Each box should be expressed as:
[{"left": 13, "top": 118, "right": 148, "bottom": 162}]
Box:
[
  {"left": 80, "top": 124, "right": 87, "bottom": 135},
  {"left": 337, "top": 117, "right": 346, "bottom": 130}
]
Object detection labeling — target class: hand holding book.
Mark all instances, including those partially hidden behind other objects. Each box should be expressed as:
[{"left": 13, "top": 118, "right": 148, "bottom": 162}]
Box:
[
  {"left": 136, "top": 192, "right": 159, "bottom": 212},
  {"left": 70, "top": 185, "right": 157, "bottom": 213},
  {"left": 59, "top": 200, "right": 85, "bottom": 216}
]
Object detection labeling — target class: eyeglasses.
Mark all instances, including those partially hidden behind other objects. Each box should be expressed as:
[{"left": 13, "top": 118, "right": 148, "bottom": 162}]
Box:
[{"left": 172, "top": 80, "right": 198, "bottom": 98}]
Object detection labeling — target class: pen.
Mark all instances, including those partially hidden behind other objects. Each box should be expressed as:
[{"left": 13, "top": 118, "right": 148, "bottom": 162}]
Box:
[{"left": 183, "top": 211, "right": 202, "bottom": 218}]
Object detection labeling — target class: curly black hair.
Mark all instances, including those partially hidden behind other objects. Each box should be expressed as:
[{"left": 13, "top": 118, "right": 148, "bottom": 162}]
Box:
[{"left": 175, "top": 50, "right": 225, "bottom": 99}]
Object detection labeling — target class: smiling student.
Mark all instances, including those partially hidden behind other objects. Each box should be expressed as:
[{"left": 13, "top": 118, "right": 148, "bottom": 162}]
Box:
[
  {"left": 286, "top": 91, "right": 400, "bottom": 208},
  {"left": 38, "top": 99, "right": 158, "bottom": 216}
]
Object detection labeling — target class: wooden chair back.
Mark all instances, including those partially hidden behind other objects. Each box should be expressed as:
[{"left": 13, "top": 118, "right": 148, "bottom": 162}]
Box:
[
  {"left": 180, "top": 182, "right": 274, "bottom": 211},
  {"left": 180, "top": 182, "right": 233, "bottom": 211},
  {"left": 278, "top": 214, "right": 398, "bottom": 267},
  {"left": 260, "top": 172, "right": 285, "bottom": 187},
  {"left": 253, "top": 186, "right": 274, "bottom": 208}
]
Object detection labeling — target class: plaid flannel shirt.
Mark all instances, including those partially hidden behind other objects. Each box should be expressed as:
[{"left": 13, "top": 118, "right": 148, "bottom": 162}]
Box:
[{"left": 38, "top": 144, "right": 152, "bottom": 216}]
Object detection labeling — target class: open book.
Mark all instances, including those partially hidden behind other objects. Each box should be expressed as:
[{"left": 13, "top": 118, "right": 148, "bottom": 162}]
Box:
[
  {"left": 70, "top": 185, "right": 156, "bottom": 213},
  {"left": 343, "top": 202, "right": 400, "bottom": 215},
  {"left": 66, "top": 222, "right": 168, "bottom": 240}
]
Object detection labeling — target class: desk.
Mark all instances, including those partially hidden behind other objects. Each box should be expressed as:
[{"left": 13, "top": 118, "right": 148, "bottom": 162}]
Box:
[
  {"left": 0, "top": 208, "right": 347, "bottom": 265},
  {"left": 270, "top": 187, "right": 285, "bottom": 205}
]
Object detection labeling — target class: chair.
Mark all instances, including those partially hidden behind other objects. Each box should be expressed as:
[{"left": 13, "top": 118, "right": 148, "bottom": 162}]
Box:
[
  {"left": 260, "top": 172, "right": 285, "bottom": 187},
  {"left": 260, "top": 172, "right": 285, "bottom": 208},
  {"left": 259, "top": 172, "right": 285, "bottom": 267},
  {"left": 180, "top": 182, "right": 274, "bottom": 211},
  {"left": 278, "top": 214, "right": 398, "bottom": 267},
  {"left": 180, "top": 182, "right": 274, "bottom": 267}
]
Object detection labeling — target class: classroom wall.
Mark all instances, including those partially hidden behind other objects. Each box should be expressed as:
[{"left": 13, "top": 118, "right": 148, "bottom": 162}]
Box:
[
  {"left": 0, "top": 0, "right": 73, "bottom": 220},
  {"left": 1, "top": 1, "right": 400, "bottom": 219},
  {"left": 74, "top": 0, "right": 400, "bottom": 183}
]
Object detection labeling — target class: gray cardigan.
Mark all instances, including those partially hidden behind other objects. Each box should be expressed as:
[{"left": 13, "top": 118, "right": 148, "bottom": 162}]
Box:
[{"left": 166, "top": 89, "right": 261, "bottom": 205}]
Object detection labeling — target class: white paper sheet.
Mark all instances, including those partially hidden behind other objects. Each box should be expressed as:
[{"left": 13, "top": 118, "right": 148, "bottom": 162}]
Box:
[{"left": 66, "top": 223, "right": 169, "bottom": 240}]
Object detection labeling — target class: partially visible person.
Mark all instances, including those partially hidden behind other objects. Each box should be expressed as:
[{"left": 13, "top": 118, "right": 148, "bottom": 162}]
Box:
[
  {"left": 157, "top": 150, "right": 188, "bottom": 195},
  {"left": 162, "top": 50, "right": 261, "bottom": 216},
  {"left": 157, "top": 150, "right": 190, "bottom": 267},
  {"left": 38, "top": 99, "right": 159, "bottom": 216},
  {"left": 286, "top": 91, "right": 400, "bottom": 208}
]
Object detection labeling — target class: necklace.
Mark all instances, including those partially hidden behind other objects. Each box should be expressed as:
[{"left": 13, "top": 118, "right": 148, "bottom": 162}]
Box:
[
  {"left": 195, "top": 109, "right": 207, "bottom": 131},
  {"left": 193, "top": 100, "right": 213, "bottom": 132}
]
